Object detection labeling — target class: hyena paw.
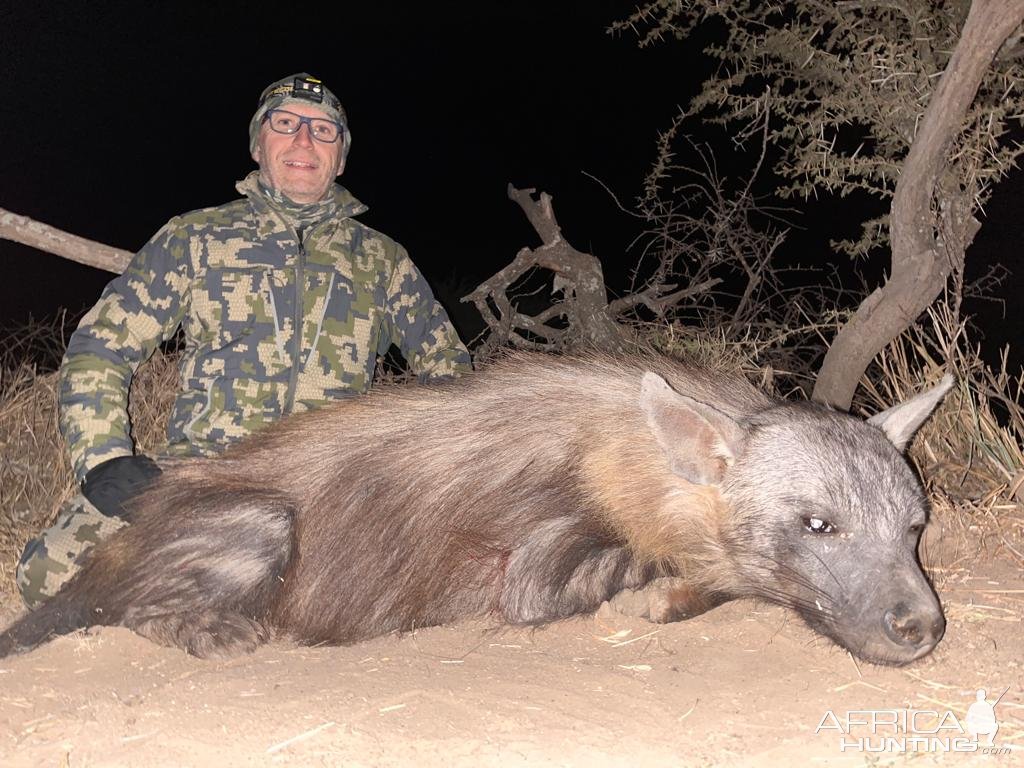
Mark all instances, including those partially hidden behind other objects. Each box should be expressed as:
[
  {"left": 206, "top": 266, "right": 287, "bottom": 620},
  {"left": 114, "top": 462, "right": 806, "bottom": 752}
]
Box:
[
  {"left": 606, "top": 585, "right": 654, "bottom": 619},
  {"left": 608, "top": 578, "right": 716, "bottom": 623},
  {"left": 129, "top": 610, "right": 272, "bottom": 658}
]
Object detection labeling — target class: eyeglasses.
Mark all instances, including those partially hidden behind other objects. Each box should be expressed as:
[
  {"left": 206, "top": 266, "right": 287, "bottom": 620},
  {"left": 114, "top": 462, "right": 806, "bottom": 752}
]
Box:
[{"left": 263, "top": 109, "right": 343, "bottom": 143}]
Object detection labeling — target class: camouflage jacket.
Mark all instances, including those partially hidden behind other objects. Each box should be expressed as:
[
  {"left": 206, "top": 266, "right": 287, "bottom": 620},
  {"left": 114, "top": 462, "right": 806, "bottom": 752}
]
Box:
[{"left": 59, "top": 172, "right": 471, "bottom": 482}]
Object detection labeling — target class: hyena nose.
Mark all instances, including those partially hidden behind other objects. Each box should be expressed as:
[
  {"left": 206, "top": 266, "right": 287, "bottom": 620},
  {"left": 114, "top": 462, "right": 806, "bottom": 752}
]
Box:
[{"left": 882, "top": 602, "right": 945, "bottom": 648}]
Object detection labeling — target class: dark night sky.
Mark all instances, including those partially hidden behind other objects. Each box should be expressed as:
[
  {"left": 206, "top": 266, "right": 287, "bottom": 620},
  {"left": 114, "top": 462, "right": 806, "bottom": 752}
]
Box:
[{"left": 2, "top": 1, "right": 1021, "bottom": 368}]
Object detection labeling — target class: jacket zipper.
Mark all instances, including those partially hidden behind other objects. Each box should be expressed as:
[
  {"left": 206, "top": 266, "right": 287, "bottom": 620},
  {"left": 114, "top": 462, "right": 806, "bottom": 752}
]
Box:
[{"left": 284, "top": 234, "right": 306, "bottom": 415}]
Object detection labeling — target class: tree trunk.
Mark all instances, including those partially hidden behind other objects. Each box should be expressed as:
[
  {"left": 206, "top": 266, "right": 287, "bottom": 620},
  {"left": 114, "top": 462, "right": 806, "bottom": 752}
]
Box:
[{"left": 812, "top": 0, "right": 1024, "bottom": 410}]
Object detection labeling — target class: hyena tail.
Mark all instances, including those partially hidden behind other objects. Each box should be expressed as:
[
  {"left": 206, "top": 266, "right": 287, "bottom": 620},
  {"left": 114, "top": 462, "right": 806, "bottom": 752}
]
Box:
[
  {"left": 0, "top": 488, "right": 297, "bottom": 660},
  {"left": 0, "top": 588, "right": 94, "bottom": 658}
]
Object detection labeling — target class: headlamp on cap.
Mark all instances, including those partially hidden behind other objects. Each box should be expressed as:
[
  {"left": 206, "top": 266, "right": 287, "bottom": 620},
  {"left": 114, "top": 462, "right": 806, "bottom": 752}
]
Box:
[
  {"left": 258, "top": 76, "right": 340, "bottom": 112},
  {"left": 291, "top": 76, "right": 325, "bottom": 103}
]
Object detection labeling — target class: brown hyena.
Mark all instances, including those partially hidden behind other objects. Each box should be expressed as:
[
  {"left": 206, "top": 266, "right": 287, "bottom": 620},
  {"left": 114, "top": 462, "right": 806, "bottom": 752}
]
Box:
[{"left": 0, "top": 352, "right": 953, "bottom": 665}]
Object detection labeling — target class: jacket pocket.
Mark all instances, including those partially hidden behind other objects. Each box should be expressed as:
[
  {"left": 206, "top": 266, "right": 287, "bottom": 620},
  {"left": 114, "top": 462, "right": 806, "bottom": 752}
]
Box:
[{"left": 191, "top": 266, "right": 291, "bottom": 378}]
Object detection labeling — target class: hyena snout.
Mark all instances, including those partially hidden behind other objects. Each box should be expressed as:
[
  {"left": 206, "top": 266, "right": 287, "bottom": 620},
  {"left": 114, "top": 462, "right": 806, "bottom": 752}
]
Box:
[
  {"left": 839, "top": 566, "right": 946, "bottom": 664},
  {"left": 882, "top": 601, "right": 945, "bottom": 650}
]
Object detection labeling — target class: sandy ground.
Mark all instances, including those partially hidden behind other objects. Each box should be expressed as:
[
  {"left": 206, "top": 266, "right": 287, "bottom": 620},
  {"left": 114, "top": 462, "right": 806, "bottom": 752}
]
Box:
[{"left": 1, "top": 524, "right": 1021, "bottom": 767}]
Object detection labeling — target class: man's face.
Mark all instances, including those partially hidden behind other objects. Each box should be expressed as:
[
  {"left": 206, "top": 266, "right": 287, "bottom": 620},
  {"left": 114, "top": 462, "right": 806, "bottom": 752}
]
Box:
[{"left": 252, "top": 102, "right": 345, "bottom": 204}]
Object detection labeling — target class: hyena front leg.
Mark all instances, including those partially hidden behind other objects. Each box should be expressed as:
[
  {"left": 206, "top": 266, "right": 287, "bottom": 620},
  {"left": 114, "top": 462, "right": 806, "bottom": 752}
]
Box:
[
  {"left": 608, "top": 577, "right": 728, "bottom": 622},
  {"left": 499, "top": 518, "right": 655, "bottom": 624}
]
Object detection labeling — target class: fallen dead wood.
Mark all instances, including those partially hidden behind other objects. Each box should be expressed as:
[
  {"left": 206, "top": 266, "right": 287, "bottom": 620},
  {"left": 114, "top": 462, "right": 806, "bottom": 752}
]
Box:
[{"left": 0, "top": 207, "right": 130, "bottom": 274}]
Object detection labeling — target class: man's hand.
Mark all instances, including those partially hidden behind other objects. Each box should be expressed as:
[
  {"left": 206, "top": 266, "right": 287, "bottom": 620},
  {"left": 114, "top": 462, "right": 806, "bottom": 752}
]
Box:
[{"left": 82, "top": 455, "right": 162, "bottom": 522}]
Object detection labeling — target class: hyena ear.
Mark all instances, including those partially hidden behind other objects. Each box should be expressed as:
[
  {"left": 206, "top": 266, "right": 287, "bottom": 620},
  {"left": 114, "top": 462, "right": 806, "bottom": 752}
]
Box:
[
  {"left": 867, "top": 374, "right": 954, "bottom": 451},
  {"left": 639, "top": 372, "right": 746, "bottom": 486}
]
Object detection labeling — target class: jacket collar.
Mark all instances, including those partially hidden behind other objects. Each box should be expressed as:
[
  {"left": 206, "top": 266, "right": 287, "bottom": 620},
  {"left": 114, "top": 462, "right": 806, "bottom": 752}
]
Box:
[{"left": 235, "top": 171, "right": 369, "bottom": 236}]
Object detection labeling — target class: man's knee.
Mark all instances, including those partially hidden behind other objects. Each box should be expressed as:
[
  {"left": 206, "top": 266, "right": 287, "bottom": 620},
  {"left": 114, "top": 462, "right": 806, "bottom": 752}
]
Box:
[
  {"left": 15, "top": 495, "right": 127, "bottom": 609},
  {"left": 16, "top": 536, "right": 70, "bottom": 609}
]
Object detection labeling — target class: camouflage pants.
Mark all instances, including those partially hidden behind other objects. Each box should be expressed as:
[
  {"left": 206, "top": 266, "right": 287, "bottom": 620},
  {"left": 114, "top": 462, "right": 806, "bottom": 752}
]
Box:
[{"left": 16, "top": 494, "right": 127, "bottom": 609}]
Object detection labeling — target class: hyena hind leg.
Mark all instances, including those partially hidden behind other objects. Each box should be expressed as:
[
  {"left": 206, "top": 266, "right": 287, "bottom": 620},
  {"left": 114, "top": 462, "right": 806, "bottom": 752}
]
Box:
[{"left": 111, "top": 491, "right": 297, "bottom": 657}]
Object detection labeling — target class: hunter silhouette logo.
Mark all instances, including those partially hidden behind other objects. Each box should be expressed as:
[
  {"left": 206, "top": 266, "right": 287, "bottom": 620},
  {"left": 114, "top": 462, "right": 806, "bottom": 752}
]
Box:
[
  {"left": 815, "top": 685, "right": 1011, "bottom": 754},
  {"left": 965, "top": 687, "right": 1007, "bottom": 747}
]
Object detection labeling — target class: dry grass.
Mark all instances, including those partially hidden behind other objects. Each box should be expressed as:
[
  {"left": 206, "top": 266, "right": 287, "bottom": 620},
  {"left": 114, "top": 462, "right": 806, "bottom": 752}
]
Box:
[
  {"left": 856, "top": 302, "right": 1023, "bottom": 504},
  {"left": 636, "top": 321, "right": 790, "bottom": 395},
  {"left": 852, "top": 302, "right": 1024, "bottom": 571},
  {"left": 0, "top": 364, "right": 70, "bottom": 594},
  {"left": 0, "top": 319, "right": 178, "bottom": 604}
]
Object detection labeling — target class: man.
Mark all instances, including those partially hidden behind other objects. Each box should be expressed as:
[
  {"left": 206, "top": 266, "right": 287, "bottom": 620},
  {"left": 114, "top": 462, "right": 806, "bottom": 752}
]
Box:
[{"left": 17, "top": 73, "right": 471, "bottom": 607}]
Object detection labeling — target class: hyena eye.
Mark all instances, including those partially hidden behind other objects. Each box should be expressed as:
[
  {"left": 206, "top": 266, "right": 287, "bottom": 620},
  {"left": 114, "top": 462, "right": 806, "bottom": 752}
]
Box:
[{"left": 803, "top": 516, "right": 835, "bottom": 534}]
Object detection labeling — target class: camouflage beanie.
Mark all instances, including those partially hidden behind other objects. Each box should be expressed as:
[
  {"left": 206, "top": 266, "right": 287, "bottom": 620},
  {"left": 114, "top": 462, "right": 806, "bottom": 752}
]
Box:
[{"left": 249, "top": 73, "right": 352, "bottom": 167}]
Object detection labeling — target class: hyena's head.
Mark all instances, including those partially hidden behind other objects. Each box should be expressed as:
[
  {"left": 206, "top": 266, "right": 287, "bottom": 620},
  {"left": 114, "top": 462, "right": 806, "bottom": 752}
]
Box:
[{"left": 639, "top": 372, "right": 954, "bottom": 666}]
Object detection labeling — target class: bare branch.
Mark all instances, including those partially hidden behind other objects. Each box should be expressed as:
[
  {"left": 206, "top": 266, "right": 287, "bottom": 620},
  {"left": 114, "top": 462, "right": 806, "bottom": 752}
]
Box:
[
  {"left": 466, "top": 180, "right": 757, "bottom": 357},
  {"left": 0, "top": 208, "right": 132, "bottom": 274}
]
